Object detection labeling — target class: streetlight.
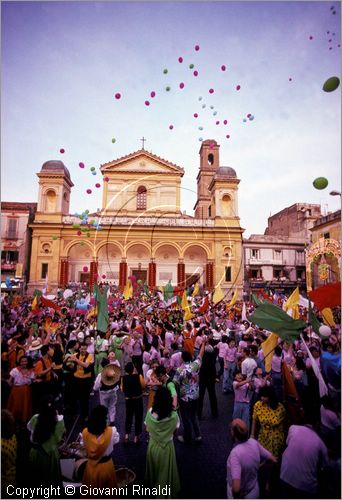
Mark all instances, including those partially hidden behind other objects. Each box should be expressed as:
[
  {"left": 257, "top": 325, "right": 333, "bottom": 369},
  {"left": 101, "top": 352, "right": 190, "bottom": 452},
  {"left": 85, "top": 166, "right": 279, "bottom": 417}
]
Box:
[{"left": 329, "top": 191, "right": 341, "bottom": 196}]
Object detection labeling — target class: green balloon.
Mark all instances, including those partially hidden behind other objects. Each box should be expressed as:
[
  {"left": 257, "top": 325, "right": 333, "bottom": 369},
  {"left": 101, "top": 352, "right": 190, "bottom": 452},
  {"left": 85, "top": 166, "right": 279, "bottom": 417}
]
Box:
[
  {"left": 313, "top": 177, "right": 328, "bottom": 190},
  {"left": 189, "top": 63, "right": 194, "bottom": 69},
  {"left": 112, "top": 138, "right": 116, "bottom": 143},
  {"left": 90, "top": 167, "right": 96, "bottom": 171},
  {"left": 323, "top": 76, "right": 340, "bottom": 92},
  {"left": 163, "top": 68, "right": 168, "bottom": 74},
  {"left": 166, "top": 86, "right": 171, "bottom": 91}
]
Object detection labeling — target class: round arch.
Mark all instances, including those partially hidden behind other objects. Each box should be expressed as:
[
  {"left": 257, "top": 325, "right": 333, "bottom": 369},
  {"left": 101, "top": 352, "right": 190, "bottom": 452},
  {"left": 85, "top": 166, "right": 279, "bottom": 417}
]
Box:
[
  {"left": 180, "top": 242, "right": 211, "bottom": 260},
  {"left": 125, "top": 240, "right": 152, "bottom": 257},
  {"left": 152, "top": 241, "right": 181, "bottom": 259},
  {"left": 62, "top": 239, "right": 95, "bottom": 258},
  {"left": 95, "top": 240, "right": 124, "bottom": 257}
]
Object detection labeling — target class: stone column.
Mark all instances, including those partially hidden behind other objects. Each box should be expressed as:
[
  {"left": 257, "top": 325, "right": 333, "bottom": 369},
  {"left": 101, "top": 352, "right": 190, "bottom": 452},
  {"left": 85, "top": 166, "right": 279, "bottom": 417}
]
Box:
[
  {"left": 89, "top": 260, "right": 98, "bottom": 289},
  {"left": 206, "top": 261, "right": 214, "bottom": 290},
  {"left": 177, "top": 260, "right": 185, "bottom": 289},
  {"left": 59, "top": 259, "right": 69, "bottom": 287},
  {"left": 148, "top": 260, "right": 156, "bottom": 288},
  {"left": 119, "top": 260, "right": 128, "bottom": 290}
]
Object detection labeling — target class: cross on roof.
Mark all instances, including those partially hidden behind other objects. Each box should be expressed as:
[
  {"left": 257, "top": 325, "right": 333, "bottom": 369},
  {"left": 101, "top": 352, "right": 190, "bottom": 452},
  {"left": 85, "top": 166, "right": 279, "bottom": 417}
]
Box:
[{"left": 140, "top": 137, "right": 147, "bottom": 149}]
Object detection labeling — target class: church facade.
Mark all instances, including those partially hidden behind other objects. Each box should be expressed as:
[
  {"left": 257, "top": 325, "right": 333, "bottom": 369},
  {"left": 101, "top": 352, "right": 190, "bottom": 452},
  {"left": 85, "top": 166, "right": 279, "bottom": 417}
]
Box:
[{"left": 27, "top": 140, "right": 244, "bottom": 296}]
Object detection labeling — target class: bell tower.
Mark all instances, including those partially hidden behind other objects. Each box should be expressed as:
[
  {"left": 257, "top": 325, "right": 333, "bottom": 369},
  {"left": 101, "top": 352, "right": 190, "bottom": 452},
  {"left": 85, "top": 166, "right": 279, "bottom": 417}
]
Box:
[
  {"left": 35, "top": 160, "right": 74, "bottom": 223},
  {"left": 194, "top": 140, "right": 219, "bottom": 218}
]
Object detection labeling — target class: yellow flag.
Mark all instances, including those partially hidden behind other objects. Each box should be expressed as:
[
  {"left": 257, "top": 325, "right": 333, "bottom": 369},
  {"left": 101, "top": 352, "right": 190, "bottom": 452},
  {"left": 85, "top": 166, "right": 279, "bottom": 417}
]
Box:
[
  {"left": 261, "top": 332, "right": 279, "bottom": 373},
  {"left": 87, "top": 307, "right": 98, "bottom": 319},
  {"left": 284, "top": 287, "right": 300, "bottom": 319},
  {"left": 181, "top": 290, "right": 189, "bottom": 310},
  {"left": 192, "top": 282, "right": 200, "bottom": 297},
  {"left": 31, "top": 295, "right": 38, "bottom": 311},
  {"left": 123, "top": 280, "right": 133, "bottom": 300},
  {"left": 212, "top": 285, "right": 225, "bottom": 305},
  {"left": 227, "top": 289, "right": 238, "bottom": 309},
  {"left": 322, "top": 307, "right": 336, "bottom": 327},
  {"left": 184, "top": 307, "right": 195, "bottom": 321}
]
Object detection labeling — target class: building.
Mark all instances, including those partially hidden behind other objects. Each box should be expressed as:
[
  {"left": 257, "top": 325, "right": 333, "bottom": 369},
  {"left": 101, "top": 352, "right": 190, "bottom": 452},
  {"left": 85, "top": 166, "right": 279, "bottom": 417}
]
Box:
[
  {"left": 27, "top": 140, "right": 244, "bottom": 295},
  {"left": 306, "top": 209, "right": 341, "bottom": 291},
  {"left": 265, "top": 203, "right": 322, "bottom": 243},
  {"left": 1, "top": 202, "right": 37, "bottom": 288}
]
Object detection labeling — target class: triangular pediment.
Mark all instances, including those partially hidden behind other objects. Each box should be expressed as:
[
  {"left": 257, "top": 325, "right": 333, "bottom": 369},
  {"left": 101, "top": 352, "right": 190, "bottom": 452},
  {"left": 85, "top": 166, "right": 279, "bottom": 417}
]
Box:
[{"left": 101, "top": 149, "right": 184, "bottom": 176}]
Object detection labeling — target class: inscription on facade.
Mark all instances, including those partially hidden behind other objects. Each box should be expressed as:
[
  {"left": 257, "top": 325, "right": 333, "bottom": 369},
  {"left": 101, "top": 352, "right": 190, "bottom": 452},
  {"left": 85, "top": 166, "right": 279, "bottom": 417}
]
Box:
[{"left": 63, "top": 216, "right": 215, "bottom": 227}]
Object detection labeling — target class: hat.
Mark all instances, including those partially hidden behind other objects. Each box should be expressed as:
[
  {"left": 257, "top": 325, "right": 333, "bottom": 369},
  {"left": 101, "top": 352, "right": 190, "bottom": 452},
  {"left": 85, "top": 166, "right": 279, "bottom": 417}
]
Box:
[
  {"left": 100, "top": 364, "right": 121, "bottom": 386},
  {"left": 29, "top": 338, "right": 43, "bottom": 351},
  {"left": 77, "top": 332, "right": 85, "bottom": 341}
]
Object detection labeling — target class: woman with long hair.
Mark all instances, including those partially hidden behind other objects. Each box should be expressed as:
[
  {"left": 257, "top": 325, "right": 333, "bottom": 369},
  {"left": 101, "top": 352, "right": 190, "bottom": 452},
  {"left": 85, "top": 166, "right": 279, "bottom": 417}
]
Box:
[
  {"left": 27, "top": 396, "right": 65, "bottom": 486},
  {"left": 145, "top": 386, "right": 180, "bottom": 499},
  {"left": 7, "top": 355, "right": 35, "bottom": 425},
  {"left": 81, "top": 404, "right": 119, "bottom": 490}
]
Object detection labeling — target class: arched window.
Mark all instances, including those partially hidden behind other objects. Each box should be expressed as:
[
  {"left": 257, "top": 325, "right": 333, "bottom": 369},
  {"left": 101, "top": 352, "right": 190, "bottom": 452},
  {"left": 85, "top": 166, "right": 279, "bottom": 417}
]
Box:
[
  {"left": 208, "top": 153, "right": 214, "bottom": 165},
  {"left": 137, "top": 186, "right": 147, "bottom": 210},
  {"left": 45, "top": 189, "right": 57, "bottom": 212}
]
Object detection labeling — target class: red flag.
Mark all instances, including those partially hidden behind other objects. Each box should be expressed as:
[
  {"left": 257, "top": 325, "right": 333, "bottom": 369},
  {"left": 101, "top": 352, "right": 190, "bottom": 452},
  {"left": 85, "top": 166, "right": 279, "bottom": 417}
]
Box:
[
  {"left": 308, "top": 282, "right": 341, "bottom": 311},
  {"left": 41, "top": 297, "right": 61, "bottom": 312},
  {"left": 198, "top": 296, "right": 209, "bottom": 313}
]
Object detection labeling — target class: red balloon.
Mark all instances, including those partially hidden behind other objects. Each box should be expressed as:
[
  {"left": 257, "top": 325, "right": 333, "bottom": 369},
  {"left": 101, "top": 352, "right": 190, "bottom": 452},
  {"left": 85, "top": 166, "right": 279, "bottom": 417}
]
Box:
[
  {"left": 223, "top": 119, "right": 228, "bottom": 125},
  {"left": 145, "top": 100, "right": 150, "bottom": 106},
  {"left": 226, "top": 135, "right": 230, "bottom": 139},
  {"left": 104, "top": 176, "right": 109, "bottom": 182},
  {"left": 83, "top": 266, "right": 88, "bottom": 272},
  {"left": 209, "top": 88, "right": 214, "bottom": 94},
  {"left": 102, "top": 274, "right": 106, "bottom": 279},
  {"left": 178, "top": 57, "right": 183, "bottom": 63},
  {"left": 77, "top": 230, "right": 82, "bottom": 236},
  {"left": 209, "top": 143, "right": 215, "bottom": 149},
  {"left": 221, "top": 65, "right": 226, "bottom": 71},
  {"left": 169, "top": 124, "right": 174, "bottom": 130},
  {"left": 95, "top": 183, "right": 101, "bottom": 188},
  {"left": 247, "top": 113, "right": 251, "bottom": 117},
  {"left": 79, "top": 162, "right": 85, "bottom": 168},
  {"left": 150, "top": 91, "right": 156, "bottom": 98},
  {"left": 194, "top": 113, "right": 198, "bottom": 118},
  {"left": 193, "top": 70, "right": 199, "bottom": 77},
  {"left": 195, "top": 45, "right": 200, "bottom": 51},
  {"left": 60, "top": 148, "right": 65, "bottom": 154},
  {"left": 179, "top": 82, "right": 185, "bottom": 89},
  {"left": 115, "top": 93, "right": 121, "bottom": 99},
  {"left": 236, "top": 85, "right": 241, "bottom": 91},
  {"left": 86, "top": 189, "right": 92, "bottom": 194}
]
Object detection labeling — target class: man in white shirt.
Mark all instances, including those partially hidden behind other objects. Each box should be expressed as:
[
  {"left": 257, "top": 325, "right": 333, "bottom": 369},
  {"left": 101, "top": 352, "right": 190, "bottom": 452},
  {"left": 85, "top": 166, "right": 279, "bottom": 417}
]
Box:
[{"left": 241, "top": 348, "right": 257, "bottom": 379}]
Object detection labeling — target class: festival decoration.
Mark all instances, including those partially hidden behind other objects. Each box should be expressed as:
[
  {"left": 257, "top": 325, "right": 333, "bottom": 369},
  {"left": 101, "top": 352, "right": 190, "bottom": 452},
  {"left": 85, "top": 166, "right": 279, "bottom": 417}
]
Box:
[
  {"left": 322, "top": 76, "right": 340, "bottom": 92},
  {"left": 313, "top": 177, "right": 328, "bottom": 190}
]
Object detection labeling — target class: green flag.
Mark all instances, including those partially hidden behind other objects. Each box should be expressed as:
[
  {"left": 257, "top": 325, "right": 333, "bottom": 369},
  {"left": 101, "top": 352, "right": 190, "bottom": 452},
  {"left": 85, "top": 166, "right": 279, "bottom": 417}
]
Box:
[
  {"left": 308, "top": 299, "right": 321, "bottom": 335},
  {"left": 143, "top": 281, "right": 151, "bottom": 297},
  {"left": 164, "top": 280, "right": 174, "bottom": 301},
  {"left": 248, "top": 301, "right": 306, "bottom": 342},
  {"left": 252, "top": 293, "right": 263, "bottom": 306}
]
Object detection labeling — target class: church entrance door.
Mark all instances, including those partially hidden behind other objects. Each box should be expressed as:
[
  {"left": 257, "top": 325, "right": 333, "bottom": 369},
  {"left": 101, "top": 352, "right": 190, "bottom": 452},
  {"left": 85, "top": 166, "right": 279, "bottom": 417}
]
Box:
[
  {"left": 131, "top": 269, "right": 147, "bottom": 282},
  {"left": 79, "top": 272, "right": 90, "bottom": 284}
]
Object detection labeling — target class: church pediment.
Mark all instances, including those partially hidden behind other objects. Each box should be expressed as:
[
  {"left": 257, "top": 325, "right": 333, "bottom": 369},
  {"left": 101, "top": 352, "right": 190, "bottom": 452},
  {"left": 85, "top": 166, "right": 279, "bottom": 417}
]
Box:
[{"left": 100, "top": 149, "right": 184, "bottom": 176}]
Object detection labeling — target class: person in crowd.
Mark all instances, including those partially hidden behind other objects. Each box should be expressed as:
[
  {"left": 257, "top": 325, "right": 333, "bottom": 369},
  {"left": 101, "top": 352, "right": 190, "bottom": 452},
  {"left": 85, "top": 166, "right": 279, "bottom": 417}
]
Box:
[
  {"left": 93, "top": 361, "right": 121, "bottom": 426},
  {"left": 251, "top": 385, "right": 286, "bottom": 459},
  {"left": 94, "top": 331, "right": 109, "bottom": 377},
  {"left": 182, "top": 322, "right": 195, "bottom": 359},
  {"left": 319, "top": 394, "right": 341, "bottom": 452},
  {"left": 216, "top": 335, "right": 228, "bottom": 380},
  {"left": 62, "top": 339, "right": 79, "bottom": 413},
  {"left": 121, "top": 362, "right": 145, "bottom": 445},
  {"left": 70, "top": 343, "right": 94, "bottom": 421},
  {"left": 232, "top": 371, "right": 252, "bottom": 431},
  {"left": 145, "top": 387, "right": 180, "bottom": 498},
  {"left": 27, "top": 396, "right": 65, "bottom": 487},
  {"left": 173, "top": 339, "right": 205, "bottom": 443},
  {"left": 226, "top": 418, "right": 277, "bottom": 499},
  {"left": 1, "top": 410, "right": 18, "bottom": 496},
  {"left": 32, "top": 344, "right": 56, "bottom": 413},
  {"left": 7, "top": 355, "right": 35, "bottom": 425},
  {"left": 241, "top": 347, "right": 257, "bottom": 380},
  {"left": 81, "top": 405, "right": 119, "bottom": 490},
  {"left": 197, "top": 339, "right": 218, "bottom": 419},
  {"left": 131, "top": 330, "right": 144, "bottom": 375},
  {"left": 270, "top": 345, "right": 283, "bottom": 402},
  {"left": 223, "top": 337, "right": 237, "bottom": 394},
  {"left": 145, "top": 360, "right": 161, "bottom": 410},
  {"left": 280, "top": 414, "right": 328, "bottom": 498},
  {"left": 155, "top": 364, "right": 178, "bottom": 410}
]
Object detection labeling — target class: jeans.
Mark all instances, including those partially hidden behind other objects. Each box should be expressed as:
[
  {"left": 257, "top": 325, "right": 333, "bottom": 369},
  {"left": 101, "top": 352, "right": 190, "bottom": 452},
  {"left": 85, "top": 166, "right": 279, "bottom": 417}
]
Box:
[
  {"left": 179, "top": 398, "right": 201, "bottom": 442},
  {"left": 232, "top": 401, "right": 250, "bottom": 433},
  {"left": 99, "top": 388, "right": 118, "bottom": 423},
  {"left": 223, "top": 362, "right": 236, "bottom": 392}
]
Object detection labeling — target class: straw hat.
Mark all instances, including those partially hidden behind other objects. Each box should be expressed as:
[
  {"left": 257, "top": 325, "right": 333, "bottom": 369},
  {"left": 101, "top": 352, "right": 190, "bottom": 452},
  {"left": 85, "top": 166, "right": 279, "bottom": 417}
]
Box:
[
  {"left": 29, "top": 338, "right": 43, "bottom": 351},
  {"left": 101, "top": 364, "right": 121, "bottom": 386}
]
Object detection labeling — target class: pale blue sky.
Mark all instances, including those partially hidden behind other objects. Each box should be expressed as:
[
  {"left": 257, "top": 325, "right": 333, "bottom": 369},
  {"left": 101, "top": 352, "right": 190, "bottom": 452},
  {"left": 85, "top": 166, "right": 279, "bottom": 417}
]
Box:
[{"left": 1, "top": 1, "right": 341, "bottom": 235}]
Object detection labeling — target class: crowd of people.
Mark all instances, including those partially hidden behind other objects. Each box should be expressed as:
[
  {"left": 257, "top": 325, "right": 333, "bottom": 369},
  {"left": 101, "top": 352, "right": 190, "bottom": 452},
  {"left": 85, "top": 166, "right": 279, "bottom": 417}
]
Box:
[{"left": 1, "top": 281, "right": 341, "bottom": 499}]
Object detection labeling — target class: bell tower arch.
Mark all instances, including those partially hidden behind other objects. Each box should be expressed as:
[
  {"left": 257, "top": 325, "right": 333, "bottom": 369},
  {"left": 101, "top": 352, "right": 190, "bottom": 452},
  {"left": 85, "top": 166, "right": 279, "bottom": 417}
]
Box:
[{"left": 194, "top": 139, "right": 219, "bottom": 218}]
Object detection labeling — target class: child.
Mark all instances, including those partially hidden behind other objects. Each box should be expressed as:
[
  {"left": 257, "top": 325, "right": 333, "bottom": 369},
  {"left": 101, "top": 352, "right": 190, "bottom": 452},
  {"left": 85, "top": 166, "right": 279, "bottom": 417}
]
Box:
[
  {"left": 121, "top": 362, "right": 145, "bottom": 445},
  {"left": 232, "top": 371, "right": 252, "bottom": 432}
]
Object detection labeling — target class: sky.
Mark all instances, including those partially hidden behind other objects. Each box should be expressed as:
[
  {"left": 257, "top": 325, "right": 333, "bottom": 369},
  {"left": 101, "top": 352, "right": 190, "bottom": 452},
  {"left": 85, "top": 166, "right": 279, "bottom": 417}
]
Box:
[{"left": 1, "top": 0, "right": 341, "bottom": 236}]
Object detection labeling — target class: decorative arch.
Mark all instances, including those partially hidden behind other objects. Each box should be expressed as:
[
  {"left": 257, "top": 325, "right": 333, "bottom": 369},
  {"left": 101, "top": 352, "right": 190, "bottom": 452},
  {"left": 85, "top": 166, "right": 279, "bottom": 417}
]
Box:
[
  {"left": 45, "top": 189, "right": 57, "bottom": 212},
  {"left": 137, "top": 185, "right": 147, "bottom": 210},
  {"left": 180, "top": 242, "right": 211, "bottom": 260},
  {"left": 95, "top": 240, "right": 124, "bottom": 257},
  {"left": 62, "top": 239, "right": 95, "bottom": 258},
  {"left": 152, "top": 241, "right": 181, "bottom": 259},
  {"left": 221, "top": 193, "right": 232, "bottom": 218},
  {"left": 125, "top": 240, "right": 152, "bottom": 257},
  {"left": 306, "top": 238, "right": 341, "bottom": 291}
]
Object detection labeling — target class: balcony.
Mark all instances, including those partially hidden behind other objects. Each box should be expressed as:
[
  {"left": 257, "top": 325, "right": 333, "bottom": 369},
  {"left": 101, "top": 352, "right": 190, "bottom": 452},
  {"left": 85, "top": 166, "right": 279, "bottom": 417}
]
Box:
[
  {"left": 248, "top": 258, "right": 284, "bottom": 265},
  {"left": 1, "top": 262, "right": 17, "bottom": 271}
]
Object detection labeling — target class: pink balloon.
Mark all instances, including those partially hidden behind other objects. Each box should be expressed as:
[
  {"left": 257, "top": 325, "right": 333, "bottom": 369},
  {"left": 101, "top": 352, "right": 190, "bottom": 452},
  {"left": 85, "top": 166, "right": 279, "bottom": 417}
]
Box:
[
  {"left": 221, "top": 65, "right": 226, "bottom": 71},
  {"left": 226, "top": 135, "right": 230, "bottom": 139},
  {"left": 209, "top": 88, "right": 214, "bottom": 94},
  {"left": 215, "top": 121, "right": 220, "bottom": 125},
  {"left": 145, "top": 100, "right": 150, "bottom": 106},
  {"left": 193, "top": 70, "right": 199, "bottom": 77},
  {"left": 115, "top": 93, "right": 121, "bottom": 99},
  {"left": 169, "top": 124, "right": 174, "bottom": 130},
  {"left": 102, "top": 274, "right": 106, "bottom": 279},
  {"left": 247, "top": 113, "right": 251, "bottom": 117},
  {"left": 179, "top": 82, "right": 185, "bottom": 89},
  {"left": 223, "top": 119, "right": 228, "bottom": 125},
  {"left": 86, "top": 189, "right": 92, "bottom": 194},
  {"left": 150, "top": 91, "right": 156, "bottom": 98},
  {"left": 95, "top": 183, "right": 101, "bottom": 188},
  {"left": 194, "top": 113, "right": 198, "bottom": 118},
  {"left": 236, "top": 85, "right": 241, "bottom": 91},
  {"left": 77, "top": 230, "right": 82, "bottom": 236},
  {"left": 178, "top": 57, "right": 183, "bottom": 63},
  {"left": 79, "top": 162, "right": 85, "bottom": 168},
  {"left": 195, "top": 45, "right": 200, "bottom": 51},
  {"left": 104, "top": 176, "right": 109, "bottom": 182},
  {"left": 60, "top": 148, "right": 65, "bottom": 154},
  {"left": 83, "top": 266, "right": 88, "bottom": 272}
]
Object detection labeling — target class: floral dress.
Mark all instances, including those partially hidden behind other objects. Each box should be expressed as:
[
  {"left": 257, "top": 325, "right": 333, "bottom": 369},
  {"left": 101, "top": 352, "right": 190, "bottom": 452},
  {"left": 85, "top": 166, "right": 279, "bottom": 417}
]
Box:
[{"left": 252, "top": 400, "right": 286, "bottom": 457}]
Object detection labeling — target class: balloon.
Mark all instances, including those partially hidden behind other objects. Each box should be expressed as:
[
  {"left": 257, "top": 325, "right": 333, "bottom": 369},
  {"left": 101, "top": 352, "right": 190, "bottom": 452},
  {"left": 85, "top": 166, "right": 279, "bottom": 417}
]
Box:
[
  {"left": 215, "top": 121, "right": 220, "bottom": 125},
  {"left": 92, "top": 171, "right": 97, "bottom": 175},
  {"left": 115, "top": 93, "right": 121, "bottom": 99},
  {"left": 52, "top": 236, "right": 58, "bottom": 240},
  {"left": 169, "top": 124, "right": 174, "bottom": 130},
  {"left": 198, "top": 137, "right": 203, "bottom": 142},
  {"left": 189, "top": 64, "right": 194, "bottom": 69},
  {"left": 179, "top": 82, "right": 185, "bottom": 89},
  {"left": 226, "top": 135, "right": 230, "bottom": 139},
  {"left": 81, "top": 219, "right": 87, "bottom": 225},
  {"left": 249, "top": 115, "right": 255, "bottom": 120},
  {"left": 72, "top": 224, "right": 81, "bottom": 229},
  {"left": 86, "top": 233, "right": 91, "bottom": 237},
  {"left": 77, "top": 230, "right": 82, "bottom": 236},
  {"left": 289, "top": 77, "right": 292, "bottom": 81},
  {"left": 165, "top": 86, "right": 171, "bottom": 91},
  {"left": 243, "top": 118, "right": 247, "bottom": 122},
  {"left": 86, "top": 189, "right": 92, "bottom": 194},
  {"left": 213, "top": 111, "right": 217, "bottom": 116},
  {"left": 313, "top": 177, "right": 328, "bottom": 190},
  {"left": 104, "top": 176, "right": 109, "bottom": 182},
  {"left": 150, "top": 91, "right": 156, "bottom": 98},
  {"left": 194, "top": 45, "right": 200, "bottom": 51},
  {"left": 112, "top": 138, "right": 116, "bottom": 143},
  {"left": 202, "top": 104, "right": 206, "bottom": 108},
  {"left": 194, "top": 113, "right": 198, "bottom": 118},
  {"left": 198, "top": 126, "right": 203, "bottom": 130},
  {"left": 236, "top": 85, "right": 241, "bottom": 91},
  {"left": 309, "top": 36, "right": 313, "bottom": 40},
  {"left": 223, "top": 119, "right": 228, "bottom": 125},
  {"left": 60, "top": 148, "right": 65, "bottom": 154},
  {"left": 137, "top": 279, "right": 142, "bottom": 284},
  {"left": 95, "top": 183, "right": 101, "bottom": 188},
  {"left": 83, "top": 266, "right": 88, "bottom": 272},
  {"left": 209, "top": 88, "right": 214, "bottom": 94},
  {"left": 198, "top": 96, "right": 203, "bottom": 101},
  {"left": 145, "top": 100, "right": 150, "bottom": 106},
  {"left": 221, "top": 65, "right": 226, "bottom": 71},
  {"left": 319, "top": 325, "right": 331, "bottom": 337},
  {"left": 85, "top": 210, "right": 89, "bottom": 214},
  {"left": 163, "top": 68, "right": 168, "bottom": 74},
  {"left": 193, "top": 70, "right": 198, "bottom": 77},
  {"left": 210, "top": 105, "right": 214, "bottom": 109},
  {"left": 79, "top": 162, "right": 85, "bottom": 168},
  {"left": 323, "top": 76, "right": 340, "bottom": 92},
  {"left": 102, "top": 274, "right": 106, "bottom": 279},
  {"left": 178, "top": 57, "right": 183, "bottom": 63},
  {"left": 90, "top": 167, "right": 95, "bottom": 171},
  {"left": 247, "top": 113, "right": 251, "bottom": 118}
]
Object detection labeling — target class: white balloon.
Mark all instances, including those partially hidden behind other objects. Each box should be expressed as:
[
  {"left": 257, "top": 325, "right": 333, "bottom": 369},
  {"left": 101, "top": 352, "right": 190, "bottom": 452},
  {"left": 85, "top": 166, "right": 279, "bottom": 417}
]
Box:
[{"left": 319, "top": 325, "right": 331, "bottom": 337}]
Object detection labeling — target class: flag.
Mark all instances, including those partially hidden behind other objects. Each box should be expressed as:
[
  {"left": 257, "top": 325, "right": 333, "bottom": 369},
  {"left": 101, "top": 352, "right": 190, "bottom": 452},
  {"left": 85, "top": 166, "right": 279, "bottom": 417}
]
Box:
[
  {"left": 227, "top": 289, "right": 238, "bottom": 309},
  {"left": 143, "top": 281, "right": 151, "bottom": 297},
  {"left": 41, "top": 296, "right": 61, "bottom": 312},
  {"left": 284, "top": 287, "right": 300, "bottom": 320},
  {"left": 123, "top": 280, "right": 133, "bottom": 300},
  {"left": 212, "top": 285, "right": 225, "bottom": 305},
  {"left": 308, "top": 282, "right": 341, "bottom": 311},
  {"left": 31, "top": 295, "right": 39, "bottom": 311},
  {"left": 308, "top": 299, "right": 321, "bottom": 335},
  {"left": 87, "top": 307, "right": 98, "bottom": 319},
  {"left": 252, "top": 293, "right": 263, "bottom": 306},
  {"left": 300, "top": 334, "right": 328, "bottom": 397},
  {"left": 181, "top": 290, "right": 189, "bottom": 310},
  {"left": 241, "top": 302, "right": 247, "bottom": 322},
  {"left": 163, "top": 280, "right": 174, "bottom": 301},
  {"left": 198, "top": 295, "right": 209, "bottom": 313},
  {"left": 261, "top": 333, "right": 278, "bottom": 373},
  {"left": 192, "top": 282, "right": 200, "bottom": 297},
  {"left": 282, "top": 362, "right": 304, "bottom": 425},
  {"left": 321, "top": 307, "right": 336, "bottom": 327},
  {"left": 248, "top": 302, "right": 306, "bottom": 341},
  {"left": 184, "top": 306, "right": 195, "bottom": 321}
]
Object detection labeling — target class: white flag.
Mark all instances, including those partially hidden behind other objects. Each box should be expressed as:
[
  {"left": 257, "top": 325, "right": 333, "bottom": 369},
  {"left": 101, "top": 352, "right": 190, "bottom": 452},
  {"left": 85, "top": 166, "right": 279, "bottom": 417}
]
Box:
[{"left": 300, "top": 335, "right": 328, "bottom": 397}]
